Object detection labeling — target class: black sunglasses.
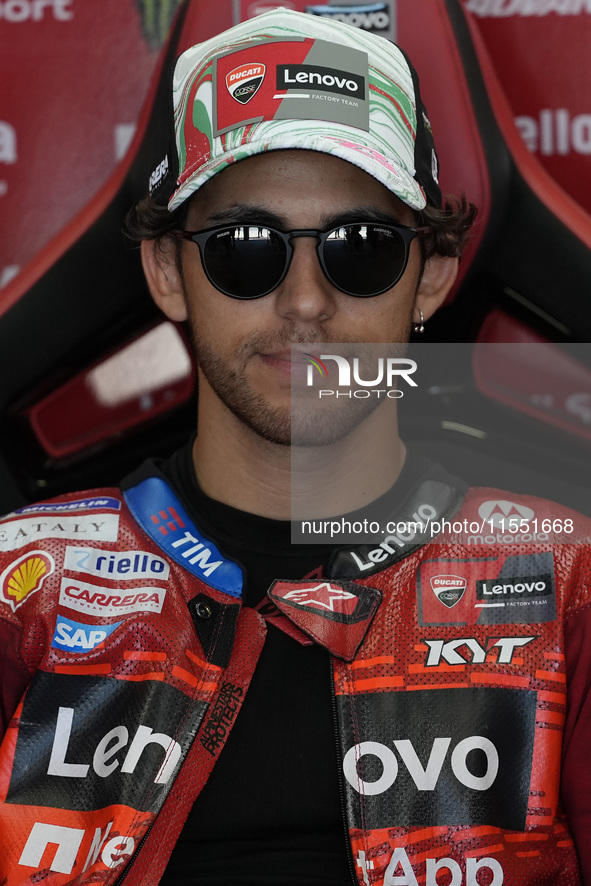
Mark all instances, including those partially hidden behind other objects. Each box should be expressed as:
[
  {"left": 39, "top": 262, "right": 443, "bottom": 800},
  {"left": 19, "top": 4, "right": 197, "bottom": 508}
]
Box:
[{"left": 172, "top": 221, "right": 431, "bottom": 300}]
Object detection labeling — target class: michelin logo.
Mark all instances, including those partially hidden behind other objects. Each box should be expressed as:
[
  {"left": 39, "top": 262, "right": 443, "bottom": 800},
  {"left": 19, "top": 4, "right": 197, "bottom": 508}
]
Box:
[
  {"left": 14, "top": 496, "right": 121, "bottom": 517},
  {"left": 52, "top": 615, "right": 122, "bottom": 651}
]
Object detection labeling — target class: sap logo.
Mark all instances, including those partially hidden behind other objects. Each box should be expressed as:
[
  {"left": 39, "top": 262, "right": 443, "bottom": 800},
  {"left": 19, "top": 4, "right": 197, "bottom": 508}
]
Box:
[
  {"left": 0, "top": 121, "right": 17, "bottom": 163},
  {"left": 422, "top": 635, "right": 536, "bottom": 666},
  {"left": 344, "top": 735, "right": 500, "bottom": 796},
  {"left": 348, "top": 504, "right": 438, "bottom": 571},
  {"left": 170, "top": 531, "right": 223, "bottom": 577},
  {"left": 52, "top": 615, "right": 121, "bottom": 651},
  {"left": 359, "top": 847, "right": 503, "bottom": 886},
  {"left": 59, "top": 577, "right": 166, "bottom": 617},
  {"left": 18, "top": 821, "right": 134, "bottom": 876},
  {"left": 48, "top": 706, "right": 181, "bottom": 783},
  {"left": 465, "top": 0, "right": 590, "bottom": 15},
  {"left": 0, "top": 0, "right": 74, "bottom": 21},
  {"left": 517, "top": 109, "right": 591, "bottom": 157},
  {"left": 149, "top": 154, "right": 169, "bottom": 192},
  {"left": 64, "top": 546, "right": 170, "bottom": 581}
]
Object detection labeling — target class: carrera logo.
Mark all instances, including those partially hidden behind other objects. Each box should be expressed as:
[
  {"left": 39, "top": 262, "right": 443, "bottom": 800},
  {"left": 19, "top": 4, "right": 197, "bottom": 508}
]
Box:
[
  {"left": 52, "top": 615, "right": 122, "bottom": 652},
  {"left": 226, "top": 63, "right": 266, "bottom": 104},
  {"left": 64, "top": 547, "right": 170, "bottom": 581},
  {"left": 277, "top": 64, "right": 365, "bottom": 99},
  {"left": 430, "top": 574, "right": 466, "bottom": 609},
  {"left": 282, "top": 582, "right": 358, "bottom": 615},
  {"left": 0, "top": 550, "right": 54, "bottom": 611},
  {"left": 149, "top": 154, "right": 169, "bottom": 192},
  {"left": 59, "top": 577, "right": 166, "bottom": 617}
]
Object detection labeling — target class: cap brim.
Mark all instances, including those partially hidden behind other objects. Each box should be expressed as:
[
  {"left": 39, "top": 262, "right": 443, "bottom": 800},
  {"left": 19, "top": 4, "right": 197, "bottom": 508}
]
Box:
[{"left": 168, "top": 133, "right": 427, "bottom": 213}]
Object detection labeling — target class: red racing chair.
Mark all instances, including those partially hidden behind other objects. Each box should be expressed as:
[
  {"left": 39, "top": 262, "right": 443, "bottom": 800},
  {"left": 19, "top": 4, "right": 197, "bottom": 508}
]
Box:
[{"left": 0, "top": 0, "right": 590, "bottom": 511}]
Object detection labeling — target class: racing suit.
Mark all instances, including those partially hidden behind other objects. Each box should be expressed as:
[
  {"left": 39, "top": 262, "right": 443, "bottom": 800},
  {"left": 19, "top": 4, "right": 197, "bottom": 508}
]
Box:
[{"left": 0, "top": 461, "right": 589, "bottom": 886}]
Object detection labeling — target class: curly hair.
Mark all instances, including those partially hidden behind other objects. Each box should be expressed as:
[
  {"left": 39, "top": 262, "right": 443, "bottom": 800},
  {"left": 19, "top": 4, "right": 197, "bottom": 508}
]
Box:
[{"left": 124, "top": 190, "right": 477, "bottom": 261}]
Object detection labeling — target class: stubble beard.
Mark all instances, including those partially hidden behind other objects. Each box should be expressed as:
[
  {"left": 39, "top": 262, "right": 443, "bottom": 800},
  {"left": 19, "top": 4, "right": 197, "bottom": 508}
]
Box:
[{"left": 187, "top": 315, "right": 413, "bottom": 448}]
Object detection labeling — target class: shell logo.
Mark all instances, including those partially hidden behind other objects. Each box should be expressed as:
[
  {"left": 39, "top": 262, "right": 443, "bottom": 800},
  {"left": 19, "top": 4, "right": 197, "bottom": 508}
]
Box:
[{"left": 1, "top": 550, "right": 55, "bottom": 612}]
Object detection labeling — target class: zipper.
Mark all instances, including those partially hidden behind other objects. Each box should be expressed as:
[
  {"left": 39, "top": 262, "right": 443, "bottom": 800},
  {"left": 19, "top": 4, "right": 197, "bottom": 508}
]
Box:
[{"left": 330, "top": 658, "right": 360, "bottom": 886}]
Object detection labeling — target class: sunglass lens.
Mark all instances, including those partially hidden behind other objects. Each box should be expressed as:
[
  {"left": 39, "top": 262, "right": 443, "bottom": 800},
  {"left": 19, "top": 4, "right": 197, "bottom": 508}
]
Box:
[
  {"left": 323, "top": 225, "right": 408, "bottom": 296},
  {"left": 203, "top": 226, "right": 287, "bottom": 299}
]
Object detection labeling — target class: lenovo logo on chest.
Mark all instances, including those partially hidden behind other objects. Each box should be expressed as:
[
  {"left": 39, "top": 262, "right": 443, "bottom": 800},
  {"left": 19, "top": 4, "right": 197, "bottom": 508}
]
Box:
[{"left": 338, "top": 687, "right": 536, "bottom": 830}]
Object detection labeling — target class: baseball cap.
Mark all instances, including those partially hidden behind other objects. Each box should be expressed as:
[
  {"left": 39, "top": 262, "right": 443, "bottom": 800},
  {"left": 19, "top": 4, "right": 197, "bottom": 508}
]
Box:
[{"left": 148, "top": 7, "right": 442, "bottom": 212}]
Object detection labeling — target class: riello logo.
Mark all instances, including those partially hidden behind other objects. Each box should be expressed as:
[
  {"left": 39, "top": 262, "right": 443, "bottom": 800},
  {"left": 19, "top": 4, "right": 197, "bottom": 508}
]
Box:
[{"left": 304, "top": 353, "right": 417, "bottom": 399}]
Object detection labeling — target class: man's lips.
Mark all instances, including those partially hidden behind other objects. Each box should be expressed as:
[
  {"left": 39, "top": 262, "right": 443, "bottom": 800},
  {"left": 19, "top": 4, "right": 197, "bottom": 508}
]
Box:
[{"left": 258, "top": 351, "right": 315, "bottom": 377}]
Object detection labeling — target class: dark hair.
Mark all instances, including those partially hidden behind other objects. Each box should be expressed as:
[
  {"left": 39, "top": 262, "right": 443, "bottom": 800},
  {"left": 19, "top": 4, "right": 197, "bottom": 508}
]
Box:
[{"left": 124, "top": 190, "right": 477, "bottom": 260}]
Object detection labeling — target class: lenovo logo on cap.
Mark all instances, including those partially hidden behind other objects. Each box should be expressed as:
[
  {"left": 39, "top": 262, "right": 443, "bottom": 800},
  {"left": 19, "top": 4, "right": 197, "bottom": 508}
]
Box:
[
  {"left": 226, "top": 63, "right": 266, "bottom": 104},
  {"left": 430, "top": 574, "right": 467, "bottom": 609}
]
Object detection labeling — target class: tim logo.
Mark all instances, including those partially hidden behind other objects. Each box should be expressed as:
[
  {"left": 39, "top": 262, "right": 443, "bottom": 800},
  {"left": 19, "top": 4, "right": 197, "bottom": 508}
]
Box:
[
  {"left": 283, "top": 582, "right": 358, "bottom": 615},
  {"left": 226, "top": 63, "right": 266, "bottom": 104},
  {"left": 430, "top": 574, "right": 466, "bottom": 609},
  {"left": 150, "top": 507, "right": 185, "bottom": 536}
]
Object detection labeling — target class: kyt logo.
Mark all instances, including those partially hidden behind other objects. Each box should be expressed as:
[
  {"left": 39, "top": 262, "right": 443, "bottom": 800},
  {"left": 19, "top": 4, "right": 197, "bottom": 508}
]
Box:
[
  {"left": 226, "top": 63, "right": 266, "bottom": 104},
  {"left": 422, "top": 635, "right": 536, "bottom": 666}
]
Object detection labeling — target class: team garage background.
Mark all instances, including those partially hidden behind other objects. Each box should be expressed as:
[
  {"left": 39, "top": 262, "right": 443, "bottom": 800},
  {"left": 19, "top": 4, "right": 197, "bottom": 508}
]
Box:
[{"left": 0, "top": 0, "right": 590, "bottom": 291}]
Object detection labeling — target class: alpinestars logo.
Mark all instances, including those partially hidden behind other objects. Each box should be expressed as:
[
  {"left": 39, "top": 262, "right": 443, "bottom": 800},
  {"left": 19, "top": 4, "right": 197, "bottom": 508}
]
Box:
[
  {"left": 283, "top": 582, "right": 358, "bottom": 615},
  {"left": 226, "top": 63, "right": 266, "bottom": 104},
  {"left": 430, "top": 575, "right": 466, "bottom": 608}
]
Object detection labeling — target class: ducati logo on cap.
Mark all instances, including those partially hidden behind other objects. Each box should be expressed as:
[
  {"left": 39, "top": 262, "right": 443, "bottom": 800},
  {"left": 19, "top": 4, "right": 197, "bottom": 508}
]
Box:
[
  {"left": 226, "top": 63, "right": 266, "bottom": 104},
  {"left": 430, "top": 574, "right": 467, "bottom": 609}
]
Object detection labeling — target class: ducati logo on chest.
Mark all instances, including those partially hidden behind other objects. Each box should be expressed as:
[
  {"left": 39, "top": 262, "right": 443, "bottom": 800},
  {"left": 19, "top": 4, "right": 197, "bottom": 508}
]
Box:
[
  {"left": 430, "top": 574, "right": 466, "bottom": 609},
  {"left": 226, "top": 63, "right": 266, "bottom": 104}
]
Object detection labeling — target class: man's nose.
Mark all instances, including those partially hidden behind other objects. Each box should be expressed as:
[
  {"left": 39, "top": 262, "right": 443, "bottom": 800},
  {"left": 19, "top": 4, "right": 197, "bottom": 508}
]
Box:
[{"left": 274, "top": 237, "right": 337, "bottom": 323}]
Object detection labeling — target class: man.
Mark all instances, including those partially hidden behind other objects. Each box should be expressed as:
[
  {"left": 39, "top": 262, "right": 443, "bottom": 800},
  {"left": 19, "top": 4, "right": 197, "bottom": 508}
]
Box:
[{"left": 0, "top": 9, "right": 589, "bottom": 886}]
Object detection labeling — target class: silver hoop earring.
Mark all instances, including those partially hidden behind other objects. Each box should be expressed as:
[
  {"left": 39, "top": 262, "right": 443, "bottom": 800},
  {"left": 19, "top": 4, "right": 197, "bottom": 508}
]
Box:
[{"left": 413, "top": 309, "right": 425, "bottom": 334}]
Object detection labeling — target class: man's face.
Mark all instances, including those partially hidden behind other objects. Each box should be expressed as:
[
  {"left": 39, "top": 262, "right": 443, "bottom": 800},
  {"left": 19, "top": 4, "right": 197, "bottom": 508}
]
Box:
[{"left": 154, "top": 150, "right": 449, "bottom": 446}]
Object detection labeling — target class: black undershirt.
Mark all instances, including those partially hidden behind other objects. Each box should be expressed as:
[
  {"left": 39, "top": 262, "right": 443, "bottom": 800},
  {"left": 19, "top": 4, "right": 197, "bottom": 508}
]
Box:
[{"left": 142, "top": 441, "right": 426, "bottom": 885}]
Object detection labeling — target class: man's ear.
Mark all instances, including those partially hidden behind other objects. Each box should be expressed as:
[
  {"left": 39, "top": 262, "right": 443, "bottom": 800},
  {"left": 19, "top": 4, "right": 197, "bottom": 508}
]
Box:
[
  {"left": 415, "top": 255, "right": 459, "bottom": 322},
  {"left": 141, "top": 238, "right": 188, "bottom": 323}
]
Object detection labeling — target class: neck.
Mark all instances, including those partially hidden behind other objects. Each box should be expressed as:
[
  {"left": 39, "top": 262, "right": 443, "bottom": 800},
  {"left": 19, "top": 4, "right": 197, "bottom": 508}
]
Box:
[{"left": 192, "top": 386, "right": 406, "bottom": 520}]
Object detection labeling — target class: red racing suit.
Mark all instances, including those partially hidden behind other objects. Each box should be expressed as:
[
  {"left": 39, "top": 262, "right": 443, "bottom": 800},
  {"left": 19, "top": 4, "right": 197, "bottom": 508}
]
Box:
[{"left": 0, "top": 467, "right": 590, "bottom": 886}]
